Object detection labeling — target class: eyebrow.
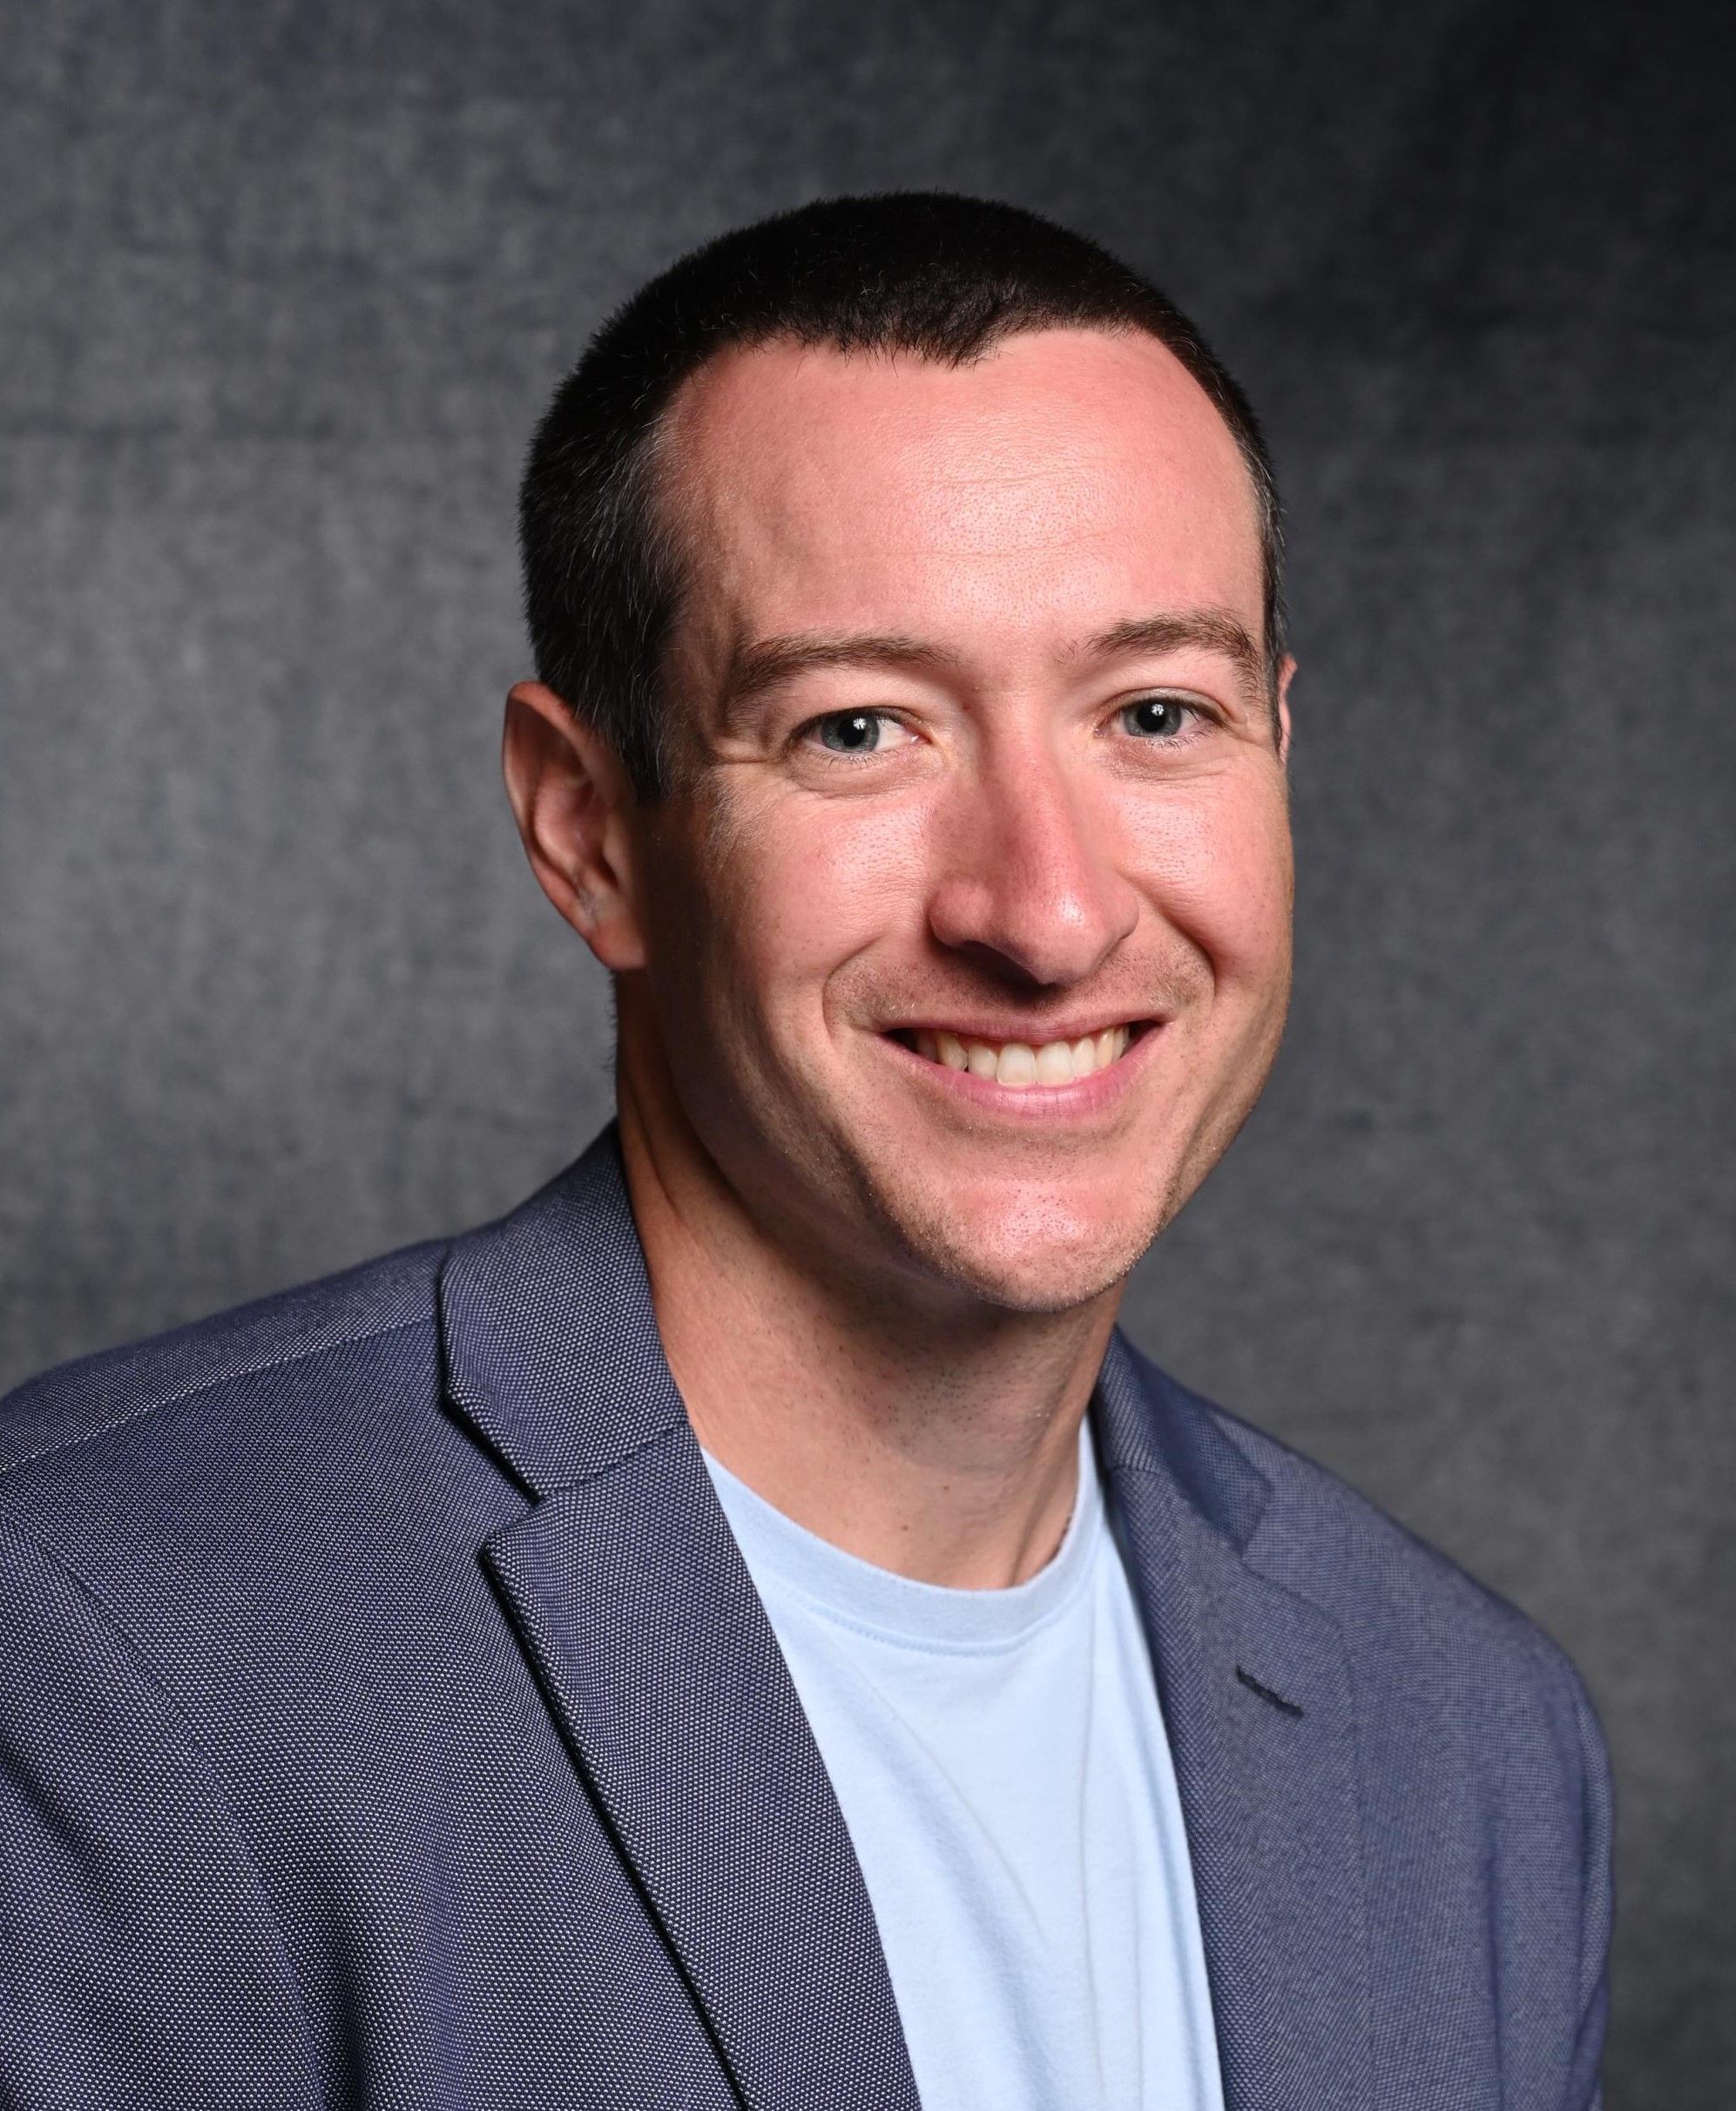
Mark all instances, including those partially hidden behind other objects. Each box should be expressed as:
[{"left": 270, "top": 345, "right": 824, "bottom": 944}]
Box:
[
  {"left": 1079, "top": 609, "right": 1266, "bottom": 690},
  {"left": 718, "top": 632, "right": 961, "bottom": 722},
  {"left": 716, "top": 606, "right": 1267, "bottom": 725}
]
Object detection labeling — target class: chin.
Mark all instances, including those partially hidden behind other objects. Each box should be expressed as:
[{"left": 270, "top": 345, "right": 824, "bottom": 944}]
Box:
[{"left": 889, "top": 1181, "right": 1167, "bottom": 1316}]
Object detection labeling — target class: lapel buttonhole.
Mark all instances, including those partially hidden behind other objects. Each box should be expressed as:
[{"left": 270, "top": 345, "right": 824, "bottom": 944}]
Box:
[{"left": 1235, "top": 1664, "right": 1306, "bottom": 1718}]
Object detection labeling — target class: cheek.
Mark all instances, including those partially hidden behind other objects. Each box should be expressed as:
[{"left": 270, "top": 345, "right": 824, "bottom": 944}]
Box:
[
  {"left": 674, "top": 791, "right": 931, "bottom": 1033},
  {"left": 1118, "top": 774, "right": 1294, "bottom": 980},
  {"left": 734, "top": 796, "right": 930, "bottom": 970}
]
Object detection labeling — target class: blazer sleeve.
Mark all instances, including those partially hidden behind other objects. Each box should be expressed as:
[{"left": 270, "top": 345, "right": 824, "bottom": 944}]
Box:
[
  {"left": 1560, "top": 1653, "right": 1617, "bottom": 2111},
  {"left": 0, "top": 1521, "right": 325, "bottom": 2110}
]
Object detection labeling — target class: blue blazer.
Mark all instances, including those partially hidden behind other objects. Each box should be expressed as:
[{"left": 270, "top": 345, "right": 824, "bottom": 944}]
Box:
[{"left": 0, "top": 1129, "right": 1611, "bottom": 2109}]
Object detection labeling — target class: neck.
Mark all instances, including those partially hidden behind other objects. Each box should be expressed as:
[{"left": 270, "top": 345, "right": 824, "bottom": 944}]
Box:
[{"left": 617, "top": 1067, "right": 1122, "bottom": 1591}]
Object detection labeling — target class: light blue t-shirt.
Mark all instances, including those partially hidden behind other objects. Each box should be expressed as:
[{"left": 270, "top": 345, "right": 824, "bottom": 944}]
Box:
[{"left": 703, "top": 1426, "right": 1225, "bottom": 2111}]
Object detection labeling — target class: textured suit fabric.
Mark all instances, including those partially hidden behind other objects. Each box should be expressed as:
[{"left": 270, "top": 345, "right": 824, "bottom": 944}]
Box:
[{"left": 0, "top": 1127, "right": 1612, "bottom": 2110}]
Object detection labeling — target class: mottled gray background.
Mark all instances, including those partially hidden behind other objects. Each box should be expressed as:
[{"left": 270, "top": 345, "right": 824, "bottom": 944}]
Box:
[{"left": 3, "top": 0, "right": 1732, "bottom": 2097}]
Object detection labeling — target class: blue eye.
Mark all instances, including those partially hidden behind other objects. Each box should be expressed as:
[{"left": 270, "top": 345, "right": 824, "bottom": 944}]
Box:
[
  {"left": 814, "top": 710, "right": 890, "bottom": 753},
  {"left": 1119, "top": 696, "right": 1190, "bottom": 739}
]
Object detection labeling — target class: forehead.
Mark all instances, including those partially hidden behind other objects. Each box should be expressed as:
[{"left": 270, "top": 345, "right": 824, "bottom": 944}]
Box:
[{"left": 657, "top": 327, "right": 1265, "bottom": 659}]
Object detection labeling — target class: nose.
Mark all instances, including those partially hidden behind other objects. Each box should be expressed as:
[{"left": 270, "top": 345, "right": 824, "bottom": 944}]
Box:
[{"left": 925, "top": 739, "right": 1138, "bottom": 988}]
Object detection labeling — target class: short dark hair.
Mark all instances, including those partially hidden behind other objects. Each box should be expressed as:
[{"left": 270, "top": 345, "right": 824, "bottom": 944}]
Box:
[{"left": 519, "top": 193, "right": 1282, "bottom": 798}]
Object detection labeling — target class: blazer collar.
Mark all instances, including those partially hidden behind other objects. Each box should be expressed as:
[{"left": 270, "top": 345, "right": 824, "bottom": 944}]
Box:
[
  {"left": 439, "top": 1127, "right": 1371, "bottom": 2111},
  {"left": 438, "top": 1126, "right": 686, "bottom": 1498}
]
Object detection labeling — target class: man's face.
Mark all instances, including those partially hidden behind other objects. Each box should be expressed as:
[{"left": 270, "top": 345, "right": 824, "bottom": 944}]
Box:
[{"left": 622, "top": 326, "right": 1293, "bottom": 1315}]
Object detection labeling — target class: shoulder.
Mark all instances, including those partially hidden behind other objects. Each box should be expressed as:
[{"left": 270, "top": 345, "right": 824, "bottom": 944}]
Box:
[
  {"left": 1133, "top": 1344, "right": 1606, "bottom": 1761},
  {"left": 0, "top": 1131, "right": 644, "bottom": 1558},
  {"left": 0, "top": 1228, "right": 514, "bottom": 1722},
  {"left": 1235, "top": 1395, "right": 1572, "bottom": 1661},
  {"left": 0, "top": 1235, "right": 449, "bottom": 1491}
]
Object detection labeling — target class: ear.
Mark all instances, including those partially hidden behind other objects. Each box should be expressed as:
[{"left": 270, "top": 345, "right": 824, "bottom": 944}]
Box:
[
  {"left": 1274, "top": 654, "right": 1296, "bottom": 766},
  {"left": 501, "top": 681, "right": 648, "bottom": 972}
]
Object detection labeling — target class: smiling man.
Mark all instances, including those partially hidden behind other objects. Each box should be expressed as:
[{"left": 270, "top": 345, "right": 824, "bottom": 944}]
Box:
[{"left": 1, "top": 197, "right": 1611, "bottom": 2110}]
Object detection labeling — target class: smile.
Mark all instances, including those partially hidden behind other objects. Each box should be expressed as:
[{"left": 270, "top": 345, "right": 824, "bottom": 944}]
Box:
[{"left": 891, "top": 1024, "right": 1144, "bottom": 1089}]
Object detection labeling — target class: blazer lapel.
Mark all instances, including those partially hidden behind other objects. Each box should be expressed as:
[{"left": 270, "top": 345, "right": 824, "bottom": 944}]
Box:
[
  {"left": 1096, "top": 1336, "right": 1374, "bottom": 2111},
  {"left": 440, "top": 1131, "right": 920, "bottom": 2111}
]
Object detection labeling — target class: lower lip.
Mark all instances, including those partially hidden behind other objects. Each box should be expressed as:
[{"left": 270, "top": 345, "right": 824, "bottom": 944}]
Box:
[{"left": 880, "top": 1026, "right": 1162, "bottom": 1118}]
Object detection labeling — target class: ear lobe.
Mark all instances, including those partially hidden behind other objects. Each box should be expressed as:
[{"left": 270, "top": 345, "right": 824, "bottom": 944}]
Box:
[{"left": 501, "top": 681, "right": 648, "bottom": 971}]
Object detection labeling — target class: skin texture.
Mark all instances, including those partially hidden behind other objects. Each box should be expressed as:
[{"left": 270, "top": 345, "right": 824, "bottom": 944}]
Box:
[{"left": 503, "top": 327, "right": 1294, "bottom": 1586}]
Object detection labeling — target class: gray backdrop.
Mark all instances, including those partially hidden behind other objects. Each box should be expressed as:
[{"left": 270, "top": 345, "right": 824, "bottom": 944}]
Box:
[{"left": 3, "top": 0, "right": 1732, "bottom": 2098}]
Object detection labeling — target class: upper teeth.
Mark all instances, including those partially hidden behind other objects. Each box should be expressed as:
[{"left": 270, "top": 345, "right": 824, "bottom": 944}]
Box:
[{"left": 911, "top": 1026, "right": 1131, "bottom": 1086}]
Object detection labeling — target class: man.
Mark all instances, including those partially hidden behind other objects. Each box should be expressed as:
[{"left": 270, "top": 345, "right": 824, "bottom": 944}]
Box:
[{"left": 0, "top": 195, "right": 1610, "bottom": 2109}]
